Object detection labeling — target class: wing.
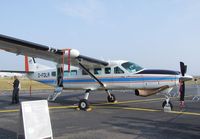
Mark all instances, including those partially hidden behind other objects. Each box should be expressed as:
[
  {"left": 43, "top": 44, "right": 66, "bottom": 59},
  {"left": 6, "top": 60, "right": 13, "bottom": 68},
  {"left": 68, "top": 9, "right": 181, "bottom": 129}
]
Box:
[{"left": 0, "top": 34, "right": 108, "bottom": 68}]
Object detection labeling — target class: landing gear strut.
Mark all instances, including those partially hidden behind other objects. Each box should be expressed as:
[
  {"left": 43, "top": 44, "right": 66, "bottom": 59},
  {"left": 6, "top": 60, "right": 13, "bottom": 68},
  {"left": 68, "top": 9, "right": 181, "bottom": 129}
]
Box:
[
  {"left": 78, "top": 89, "right": 90, "bottom": 110},
  {"left": 78, "top": 63, "right": 117, "bottom": 110},
  {"left": 79, "top": 99, "right": 89, "bottom": 110},
  {"left": 106, "top": 90, "right": 116, "bottom": 102},
  {"left": 78, "top": 89, "right": 117, "bottom": 110}
]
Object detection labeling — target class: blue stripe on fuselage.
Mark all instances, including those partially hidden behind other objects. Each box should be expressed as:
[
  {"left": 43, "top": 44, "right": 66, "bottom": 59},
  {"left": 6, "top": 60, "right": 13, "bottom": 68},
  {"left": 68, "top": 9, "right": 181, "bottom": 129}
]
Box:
[{"left": 37, "top": 76, "right": 177, "bottom": 84}]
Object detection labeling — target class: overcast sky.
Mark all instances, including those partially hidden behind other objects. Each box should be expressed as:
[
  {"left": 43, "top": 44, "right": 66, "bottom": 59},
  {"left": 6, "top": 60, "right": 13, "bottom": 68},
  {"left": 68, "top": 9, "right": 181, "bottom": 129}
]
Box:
[{"left": 0, "top": 0, "right": 199, "bottom": 75}]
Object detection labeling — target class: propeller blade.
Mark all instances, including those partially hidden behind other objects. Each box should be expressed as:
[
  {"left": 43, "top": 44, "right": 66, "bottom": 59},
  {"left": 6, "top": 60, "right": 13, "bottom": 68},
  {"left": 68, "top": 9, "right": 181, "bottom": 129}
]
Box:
[
  {"left": 180, "top": 62, "right": 187, "bottom": 76},
  {"left": 179, "top": 62, "right": 190, "bottom": 107},
  {"left": 179, "top": 81, "right": 185, "bottom": 103}
]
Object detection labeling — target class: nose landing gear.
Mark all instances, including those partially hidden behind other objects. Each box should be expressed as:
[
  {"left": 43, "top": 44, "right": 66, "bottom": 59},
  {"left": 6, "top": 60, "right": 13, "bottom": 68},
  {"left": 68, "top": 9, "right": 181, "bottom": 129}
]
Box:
[{"left": 162, "top": 96, "right": 173, "bottom": 112}]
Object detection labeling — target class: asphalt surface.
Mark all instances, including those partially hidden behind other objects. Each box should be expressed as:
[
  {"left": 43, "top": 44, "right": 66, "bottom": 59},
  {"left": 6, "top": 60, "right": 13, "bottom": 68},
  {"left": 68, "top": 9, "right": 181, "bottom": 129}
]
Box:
[{"left": 0, "top": 86, "right": 200, "bottom": 139}]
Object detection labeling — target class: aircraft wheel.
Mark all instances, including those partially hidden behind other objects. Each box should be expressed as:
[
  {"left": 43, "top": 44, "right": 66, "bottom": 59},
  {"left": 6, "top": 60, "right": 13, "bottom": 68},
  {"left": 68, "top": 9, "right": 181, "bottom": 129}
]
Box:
[
  {"left": 79, "top": 99, "right": 89, "bottom": 110},
  {"left": 162, "top": 100, "right": 173, "bottom": 110},
  {"left": 107, "top": 94, "right": 116, "bottom": 102}
]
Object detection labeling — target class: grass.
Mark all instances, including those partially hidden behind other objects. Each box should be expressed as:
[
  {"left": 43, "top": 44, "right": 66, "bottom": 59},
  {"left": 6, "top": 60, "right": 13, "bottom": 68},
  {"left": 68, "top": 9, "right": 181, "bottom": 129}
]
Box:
[
  {"left": 0, "top": 78, "right": 53, "bottom": 91},
  {"left": 187, "top": 76, "right": 200, "bottom": 85}
]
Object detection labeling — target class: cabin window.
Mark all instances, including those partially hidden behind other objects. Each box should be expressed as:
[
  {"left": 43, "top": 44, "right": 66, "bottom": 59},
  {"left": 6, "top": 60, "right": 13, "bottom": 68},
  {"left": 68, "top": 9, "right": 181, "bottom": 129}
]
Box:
[
  {"left": 114, "top": 66, "right": 124, "bottom": 74},
  {"left": 64, "top": 71, "right": 69, "bottom": 77},
  {"left": 94, "top": 68, "right": 102, "bottom": 75},
  {"left": 105, "top": 67, "right": 111, "bottom": 74},
  {"left": 70, "top": 70, "right": 77, "bottom": 76},
  {"left": 82, "top": 69, "right": 88, "bottom": 75},
  {"left": 51, "top": 71, "right": 56, "bottom": 77}
]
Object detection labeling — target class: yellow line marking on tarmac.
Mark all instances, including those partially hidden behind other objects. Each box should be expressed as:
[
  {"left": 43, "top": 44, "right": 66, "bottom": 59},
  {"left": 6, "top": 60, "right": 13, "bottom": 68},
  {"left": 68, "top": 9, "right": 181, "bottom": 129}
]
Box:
[
  {"left": 92, "top": 105, "right": 200, "bottom": 116},
  {"left": 49, "top": 105, "right": 77, "bottom": 109},
  {"left": 93, "top": 97, "right": 163, "bottom": 106},
  {"left": 92, "top": 106, "right": 161, "bottom": 112},
  {"left": 0, "top": 109, "right": 19, "bottom": 113},
  {"left": 0, "top": 95, "right": 198, "bottom": 115},
  {"left": 0, "top": 105, "right": 200, "bottom": 116},
  {"left": 169, "top": 111, "right": 200, "bottom": 116}
]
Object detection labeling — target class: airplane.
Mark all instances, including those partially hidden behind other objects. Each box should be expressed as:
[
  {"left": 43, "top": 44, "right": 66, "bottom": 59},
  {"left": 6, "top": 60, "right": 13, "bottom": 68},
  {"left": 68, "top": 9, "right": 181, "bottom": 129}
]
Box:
[{"left": 0, "top": 34, "right": 193, "bottom": 110}]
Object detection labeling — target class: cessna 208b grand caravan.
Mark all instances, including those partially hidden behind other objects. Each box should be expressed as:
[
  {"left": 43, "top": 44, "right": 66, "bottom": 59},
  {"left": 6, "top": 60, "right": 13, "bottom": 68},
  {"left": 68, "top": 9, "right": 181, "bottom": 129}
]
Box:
[{"left": 0, "top": 34, "right": 193, "bottom": 110}]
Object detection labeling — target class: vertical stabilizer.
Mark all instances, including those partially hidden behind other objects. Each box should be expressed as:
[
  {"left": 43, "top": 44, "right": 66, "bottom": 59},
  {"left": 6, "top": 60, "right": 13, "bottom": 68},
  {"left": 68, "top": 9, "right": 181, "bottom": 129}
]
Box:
[{"left": 24, "top": 56, "right": 51, "bottom": 72}]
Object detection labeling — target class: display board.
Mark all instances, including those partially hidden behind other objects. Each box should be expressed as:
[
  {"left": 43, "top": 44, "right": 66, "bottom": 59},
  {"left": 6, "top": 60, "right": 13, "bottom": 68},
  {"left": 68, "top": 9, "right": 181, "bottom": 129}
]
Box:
[{"left": 20, "top": 100, "right": 53, "bottom": 139}]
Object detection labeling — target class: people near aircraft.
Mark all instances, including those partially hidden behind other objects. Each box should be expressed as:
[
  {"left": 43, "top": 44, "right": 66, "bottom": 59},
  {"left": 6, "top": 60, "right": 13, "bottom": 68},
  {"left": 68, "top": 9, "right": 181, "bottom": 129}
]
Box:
[
  {"left": 57, "top": 67, "right": 64, "bottom": 87},
  {"left": 8, "top": 76, "right": 20, "bottom": 104}
]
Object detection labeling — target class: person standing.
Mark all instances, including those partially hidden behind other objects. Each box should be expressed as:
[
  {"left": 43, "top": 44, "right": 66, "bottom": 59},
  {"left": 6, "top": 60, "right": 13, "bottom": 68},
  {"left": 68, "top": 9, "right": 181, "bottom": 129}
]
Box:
[{"left": 9, "top": 76, "right": 20, "bottom": 104}]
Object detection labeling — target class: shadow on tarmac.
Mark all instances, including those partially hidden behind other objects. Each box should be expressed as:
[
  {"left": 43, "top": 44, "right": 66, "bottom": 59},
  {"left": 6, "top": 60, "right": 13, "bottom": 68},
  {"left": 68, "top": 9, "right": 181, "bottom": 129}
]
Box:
[
  {"left": 0, "top": 127, "right": 17, "bottom": 139},
  {"left": 103, "top": 116, "right": 200, "bottom": 139}
]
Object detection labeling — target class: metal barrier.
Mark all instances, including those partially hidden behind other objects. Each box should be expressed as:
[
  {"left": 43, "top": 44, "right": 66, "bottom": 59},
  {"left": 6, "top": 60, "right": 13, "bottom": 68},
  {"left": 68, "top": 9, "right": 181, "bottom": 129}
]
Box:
[{"left": 192, "top": 83, "right": 200, "bottom": 102}]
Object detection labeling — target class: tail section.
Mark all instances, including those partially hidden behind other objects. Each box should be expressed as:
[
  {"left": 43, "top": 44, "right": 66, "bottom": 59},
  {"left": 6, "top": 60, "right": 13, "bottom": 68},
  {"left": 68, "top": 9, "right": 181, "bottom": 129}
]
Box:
[{"left": 25, "top": 56, "right": 51, "bottom": 72}]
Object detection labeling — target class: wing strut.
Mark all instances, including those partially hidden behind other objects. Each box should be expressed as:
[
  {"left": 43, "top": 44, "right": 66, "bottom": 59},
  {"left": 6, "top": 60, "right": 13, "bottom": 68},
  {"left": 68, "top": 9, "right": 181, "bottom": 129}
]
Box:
[
  {"left": 78, "top": 63, "right": 106, "bottom": 89},
  {"left": 78, "top": 63, "right": 117, "bottom": 110}
]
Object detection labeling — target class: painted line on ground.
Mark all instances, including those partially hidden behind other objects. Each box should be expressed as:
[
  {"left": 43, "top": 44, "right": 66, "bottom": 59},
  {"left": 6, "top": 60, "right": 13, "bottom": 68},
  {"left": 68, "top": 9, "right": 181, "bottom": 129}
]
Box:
[
  {"left": 169, "top": 111, "right": 200, "bottom": 116},
  {"left": 92, "top": 97, "right": 164, "bottom": 106},
  {"left": 0, "top": 109, "right": 19, "bottom": 113},
  {"left": 0, "top": 105, "right": 200, "bottom": 116},
  {"left": 0, "top": 105, "right": 77, "bottom": 113},
  {"left": 92, "top": 105, "right": 200, "bottom": 116},
  {"left": 0, "top": 96, "right": 199, "bottom": 116},
  {"left": 92, "top": 95, "right": 194, "bottom": 106},
  {"left": 92, "top": 106, "right": 161, "bottom": 112},
  {"left": 49, "top": 105, "right": 77, "bottom": 109}
]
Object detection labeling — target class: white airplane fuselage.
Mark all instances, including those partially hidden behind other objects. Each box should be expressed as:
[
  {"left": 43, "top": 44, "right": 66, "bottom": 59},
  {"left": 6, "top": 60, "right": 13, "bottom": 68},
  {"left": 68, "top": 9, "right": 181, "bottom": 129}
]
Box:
[
  {"left": 0, "top": 34, "right": 193, "bottom": 110},
  {"left": 27, "top": 60, "right": 180, "bottom": 92}
]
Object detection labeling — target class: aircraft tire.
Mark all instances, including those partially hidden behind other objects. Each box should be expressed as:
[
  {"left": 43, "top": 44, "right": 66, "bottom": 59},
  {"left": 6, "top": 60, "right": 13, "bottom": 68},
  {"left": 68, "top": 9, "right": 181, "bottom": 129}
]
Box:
[
  {"left": 162, "top": 100, "right": 173, "bottom": 110},
  {"left": 107, "top": 94, "right": 116, "bottom": 102},
  {"left": 79, "top": 99, "right": 89, "bottom": 110}
]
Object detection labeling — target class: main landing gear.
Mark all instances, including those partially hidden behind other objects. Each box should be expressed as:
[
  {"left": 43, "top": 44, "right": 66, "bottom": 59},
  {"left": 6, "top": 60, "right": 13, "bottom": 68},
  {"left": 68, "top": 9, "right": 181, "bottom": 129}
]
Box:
[
  {"left": 78, "top": 89, "right": 90, "bottom": 110},
  {"left": 78, "top": 89, "right": 116, "bottom": 111},
  {"left": 106, "top": 90, "right": 116, "bottom": 103},
  {"left": 77, "top": 63, "right": 116, "bottom": 111}
]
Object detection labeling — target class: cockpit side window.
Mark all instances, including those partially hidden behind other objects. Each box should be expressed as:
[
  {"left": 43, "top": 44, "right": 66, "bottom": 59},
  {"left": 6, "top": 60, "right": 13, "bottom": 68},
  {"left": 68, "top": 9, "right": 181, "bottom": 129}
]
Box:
[
  {"left": 121, "top": 62, "right": 143, "bottom": 73},
  {"left": 114, "top": 66, "right": 124, "bottom": 74}
]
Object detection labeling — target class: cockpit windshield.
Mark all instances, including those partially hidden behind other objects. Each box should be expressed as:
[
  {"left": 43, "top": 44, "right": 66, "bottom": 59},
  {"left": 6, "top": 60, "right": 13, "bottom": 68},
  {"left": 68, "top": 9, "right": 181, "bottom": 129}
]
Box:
[{"left": 121, "top": 62, "right": 143, "bottom": 73}]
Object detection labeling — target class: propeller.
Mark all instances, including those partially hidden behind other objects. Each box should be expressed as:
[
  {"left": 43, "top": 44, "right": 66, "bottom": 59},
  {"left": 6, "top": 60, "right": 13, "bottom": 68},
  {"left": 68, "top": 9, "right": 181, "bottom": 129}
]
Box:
[
  {"left": 180, "top": 62, "right": 187, "bottom": 76},
  {"left": 179, "top": 62, "right": 187, "bottom": 106}
]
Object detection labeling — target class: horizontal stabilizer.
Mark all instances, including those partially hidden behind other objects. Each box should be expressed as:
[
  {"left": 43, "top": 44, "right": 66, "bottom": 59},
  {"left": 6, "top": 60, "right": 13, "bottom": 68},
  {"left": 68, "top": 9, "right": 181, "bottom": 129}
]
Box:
[{"left": 0, "top": 70, "right": 34, "bottom": 74}]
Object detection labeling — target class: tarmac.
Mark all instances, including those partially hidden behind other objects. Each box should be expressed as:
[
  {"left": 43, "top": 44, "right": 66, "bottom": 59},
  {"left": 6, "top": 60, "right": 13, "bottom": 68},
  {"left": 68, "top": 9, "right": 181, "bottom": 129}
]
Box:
[{"left": 0, "top": 86, "right": 200, "bottom": 139}]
